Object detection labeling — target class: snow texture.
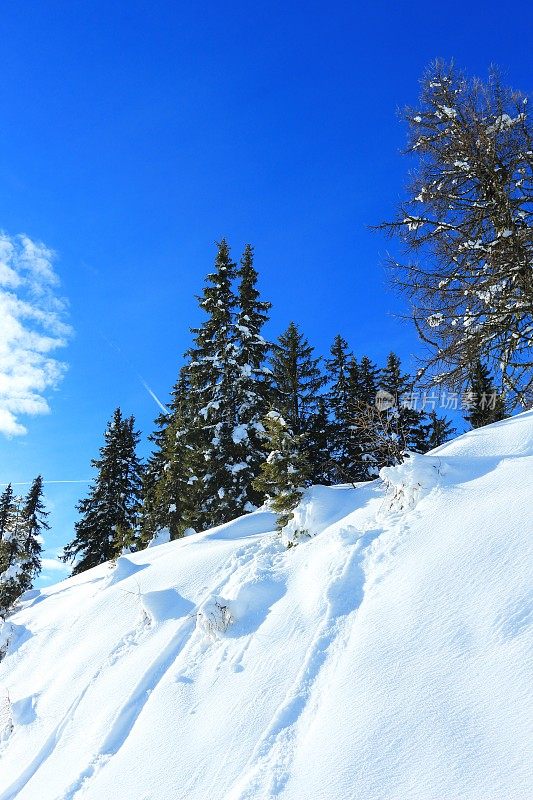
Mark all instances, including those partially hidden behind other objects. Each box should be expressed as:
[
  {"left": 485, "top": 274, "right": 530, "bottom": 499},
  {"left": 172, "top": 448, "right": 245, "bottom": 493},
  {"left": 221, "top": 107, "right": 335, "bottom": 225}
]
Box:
[{"left": 0, "top": 412, "right": 532, "bottom": 799}]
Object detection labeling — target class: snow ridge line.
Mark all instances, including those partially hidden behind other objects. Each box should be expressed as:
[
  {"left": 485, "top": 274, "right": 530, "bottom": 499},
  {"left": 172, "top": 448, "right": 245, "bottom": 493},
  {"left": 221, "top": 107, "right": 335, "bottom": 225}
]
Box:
[{"left": 224, "top": 526, "right": 380, "bottom": 800}]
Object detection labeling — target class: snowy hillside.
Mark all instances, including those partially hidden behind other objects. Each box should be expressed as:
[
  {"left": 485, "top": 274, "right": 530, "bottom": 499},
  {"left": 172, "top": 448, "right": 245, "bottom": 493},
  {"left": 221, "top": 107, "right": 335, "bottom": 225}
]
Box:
[{"left": 1, "top": 413, "right": 532, "bottom": 800}]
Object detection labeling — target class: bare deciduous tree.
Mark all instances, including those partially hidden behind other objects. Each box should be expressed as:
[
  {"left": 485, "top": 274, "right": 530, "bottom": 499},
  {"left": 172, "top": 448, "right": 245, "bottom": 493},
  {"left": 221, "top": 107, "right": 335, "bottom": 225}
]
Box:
[{"left": 379, "top": 61, "right": 533, "bottom": 407}]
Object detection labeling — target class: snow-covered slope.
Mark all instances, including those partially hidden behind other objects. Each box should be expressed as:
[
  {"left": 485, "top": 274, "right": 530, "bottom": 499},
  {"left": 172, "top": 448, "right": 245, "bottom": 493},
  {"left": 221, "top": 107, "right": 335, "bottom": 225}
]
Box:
[{"left": 1, "top": 413, "right": 532, "bottom": 800}]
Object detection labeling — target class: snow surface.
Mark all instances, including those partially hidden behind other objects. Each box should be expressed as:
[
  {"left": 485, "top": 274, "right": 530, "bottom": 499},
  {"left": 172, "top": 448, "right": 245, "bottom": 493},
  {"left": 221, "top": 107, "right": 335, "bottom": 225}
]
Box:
[{"left": 1, "top": 413, "right": 532, "bottom": 799}]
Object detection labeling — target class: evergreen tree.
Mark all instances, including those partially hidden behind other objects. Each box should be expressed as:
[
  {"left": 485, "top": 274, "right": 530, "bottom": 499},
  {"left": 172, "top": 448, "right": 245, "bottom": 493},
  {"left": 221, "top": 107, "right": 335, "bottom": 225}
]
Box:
[
  {"left": 62, "top": 408, "right": 143, "bottom": 575},
  {"left": 326, "top": 335, "right": 352, "bottom": 480},
  {"left": 232, "top": 244, "right": 273, "bottom": 509},
  {"left": 271, "top": 322, "right": 325, "bottom": 436},
  {"left": 140, "top": 370, "right": 197, "bottom": 542},
  {"left": 464, "top": 361, "right": 506, "bottom": 429},
  {"left": 141, "top": 408, "right": 171, "bottom": 543},
  {"left": 348, "top": 353, "right": 428, "bottom": 473},
  {"left": 156, "top": 372, "right": 199, "bottom": 539},
  {"left": 327, "top": 335, "right": 351, "bottom": 417},
  {"left": 252, "top": 412, "right": 311, "bottom": 537},
  {"left": 423, "top": 411, "right": 456, "bottom": 450},
  {"left": 185, "top": 240, "right": 245, "bottom": 529},
  {"left": 0, "top": 567, "right": 21, "bottom": 618},
  {"left": 306, "top": 397, "right": 334, "bottom": 484},
  {"left": 0, "top": 486, "right": 21, "bottom": 616},
  {"left": 17, "top": 476, "right": 47, "bottom": 593},
  {"left": 0, "top": 478, "right": 47, "bottom": 616},
  {"left": 142, "top": 242, "right": 273, "bottom": 535},
  {"left": 349, "top": 356, "right": 381, "bottom": 480},
  {"left": 379, "top": 352, "right": 425, "bottom": 454},
  {"left": 0, "top": 485, "right": 16, "bottom": 544},
  {"left": 358, "top": 356, "right": 381, "bottom": 405}
]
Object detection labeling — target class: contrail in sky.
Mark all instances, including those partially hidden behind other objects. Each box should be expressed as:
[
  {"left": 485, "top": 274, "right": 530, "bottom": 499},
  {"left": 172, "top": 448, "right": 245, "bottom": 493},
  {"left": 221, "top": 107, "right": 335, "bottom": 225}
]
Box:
[
  {"left": 100, "top": 334, "right": 169, "bottom": 414},
  {"left": 139, "top": 378, "right": 169, "bottom": 415},
  {"left": 0, "top": 479, "right": 93, "bottom": 486}
]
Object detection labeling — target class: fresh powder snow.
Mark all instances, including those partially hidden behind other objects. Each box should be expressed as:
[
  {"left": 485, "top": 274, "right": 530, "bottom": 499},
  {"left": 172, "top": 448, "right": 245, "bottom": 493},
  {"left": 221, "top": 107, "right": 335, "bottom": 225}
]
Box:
[{"left": 0, "top": 412, "right": 532, "bottom": 799}]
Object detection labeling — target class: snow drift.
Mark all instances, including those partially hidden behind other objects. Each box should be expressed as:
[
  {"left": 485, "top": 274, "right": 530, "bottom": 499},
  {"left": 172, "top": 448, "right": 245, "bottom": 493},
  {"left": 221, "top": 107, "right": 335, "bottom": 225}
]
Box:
[{"left": 1, "top": 412, "right": 532, "bottom": 800}]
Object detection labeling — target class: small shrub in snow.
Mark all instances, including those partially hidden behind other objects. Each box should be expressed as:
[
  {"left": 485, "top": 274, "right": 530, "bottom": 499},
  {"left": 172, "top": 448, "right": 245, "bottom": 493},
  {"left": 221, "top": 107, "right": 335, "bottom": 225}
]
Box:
[
  {"left": 380, "top": 452, "right": 443, "bottom": 512},
  {"left": 0, "top": 689, "right": 13, "bottom": 742},
  {"left": 0, "top": 623, "right": 11, "bottom": 662},
  {"left": 196, "top": 596, "right": 233, "bottom": 639}
]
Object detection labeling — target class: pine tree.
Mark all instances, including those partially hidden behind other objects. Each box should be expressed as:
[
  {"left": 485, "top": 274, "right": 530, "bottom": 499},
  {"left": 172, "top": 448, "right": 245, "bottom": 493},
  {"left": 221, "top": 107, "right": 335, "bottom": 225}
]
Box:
[
  {"left": 423, "top": 411, "right": 456, "bottom": 449},
  {"left": 349, "top": 353, "right": 427, "bottom": 473},
  {"left": 271, "top": 322, "right": 325, "bottom": 436},
  {"left": 143, "top": 242, "right": 273, "bottom": 534},
  {"left": 306, "top": 397, "right": 334, "bottom": 484},
  {"left": 232, "top": 244, "right": 273, "bottom": 509},
  {"left": 0, "top": 479, "right": 46, "bottom": 616},
  {"left": 326, "top": 335, "right": 352, "bottom": 480},
  {"left": 252, "top": 412, "right": 311, "bottom": 538},
  {"left": 140, "top": 369, "right": 197, "bottom": 542},
  {"left": 156, "top": 371, "right": 199, "bottom": 539},
  {"left": 62, "top": 408, "right": 143, "bottom": 575},
  {"left": 17, "top": 476, "right": 47, "bottom": 593},
  {"left": 349, "top": 356, "right": 381, "bottom": 480},
  {"left": 141, "top": 408, "right": 171, "bottom": 543},
  {"left": 380, "top": 352, "right": 424, "bottom": 454},
  {"left": 358, "top": 356, "right": 381, "bottom": 405},
  {"left": 0, "top": 485, "right": 16, "bottom": 544},
  {"left": 0, "top": 485, "right": 21, "bottom": 616},
  {"left": 464, "top": 361, "right": 506, "bottom": 429},
  {"left": 186, "top": 240, "right": 245, "bottom": 529}
]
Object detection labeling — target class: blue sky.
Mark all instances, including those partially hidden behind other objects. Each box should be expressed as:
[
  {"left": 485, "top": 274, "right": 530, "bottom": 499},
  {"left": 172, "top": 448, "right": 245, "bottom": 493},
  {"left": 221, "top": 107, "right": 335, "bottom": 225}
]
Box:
[{"left": 0, "top": 1, "right": 531, "bottom": 584}]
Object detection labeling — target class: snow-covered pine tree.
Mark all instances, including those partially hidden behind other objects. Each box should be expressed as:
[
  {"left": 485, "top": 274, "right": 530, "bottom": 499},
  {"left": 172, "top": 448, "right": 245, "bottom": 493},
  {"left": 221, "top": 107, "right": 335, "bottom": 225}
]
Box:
[
  {"left": 232, "top": 244, "right": 273, "bottom": 509},
  {"left": 141, "top": 407, "right": 170, "bottom": 543},
  {"left": 271, "top": 322, "right": 325, "bottom": 436},
  {"left": 0, "top": 485, "right": 22, "bottom": 616},
  {"left": 62, "top": 408, "right": 144, "bottom": 574},
  {"left": 148, "top": 371, "right": 200, "bottom": 540},
  {"left": 252, "top": 412, "right": 311, "bottom": 538},
  {"left": 142, "top": 242, "right": 272, "bottom": 535},
  {"left": 326, "top": 335, "right": 353, "bottom": 481},
  {"left": 17, "top": 476, "right": 47, "bottom": 594},
  {"left": 186, "top": 240, "right": 246, "bottom": 529},
  {"left": 0, "top": 485, "right": 16, "bottom": 545},
  {"left": 141, "top": 368, "right": 198, "bottom": 542},
  {"left": 464, "top": 360, "right": 506, "bottom": 429}
]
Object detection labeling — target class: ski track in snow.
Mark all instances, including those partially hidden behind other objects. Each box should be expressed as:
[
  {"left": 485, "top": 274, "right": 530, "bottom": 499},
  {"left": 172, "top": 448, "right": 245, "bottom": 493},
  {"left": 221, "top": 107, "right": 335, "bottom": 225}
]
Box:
[
  {"left": 53, "top": 537, "right": 283, "bottom": 800},
  {"left": 0, "top": 609, "right": 153, "bottom": 800},
  {"left": 223, "top": 524, "right": 386, "bottom": 800}
]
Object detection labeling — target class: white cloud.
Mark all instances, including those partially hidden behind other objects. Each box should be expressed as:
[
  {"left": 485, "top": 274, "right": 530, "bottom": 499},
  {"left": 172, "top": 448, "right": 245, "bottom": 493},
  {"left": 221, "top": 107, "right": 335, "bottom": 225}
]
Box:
[
  {"left": 41, "top": 558, "right": 69, "bottom": 573},
  {"left": 0, "top": 232, "right": 71, "bottom": 436}
]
